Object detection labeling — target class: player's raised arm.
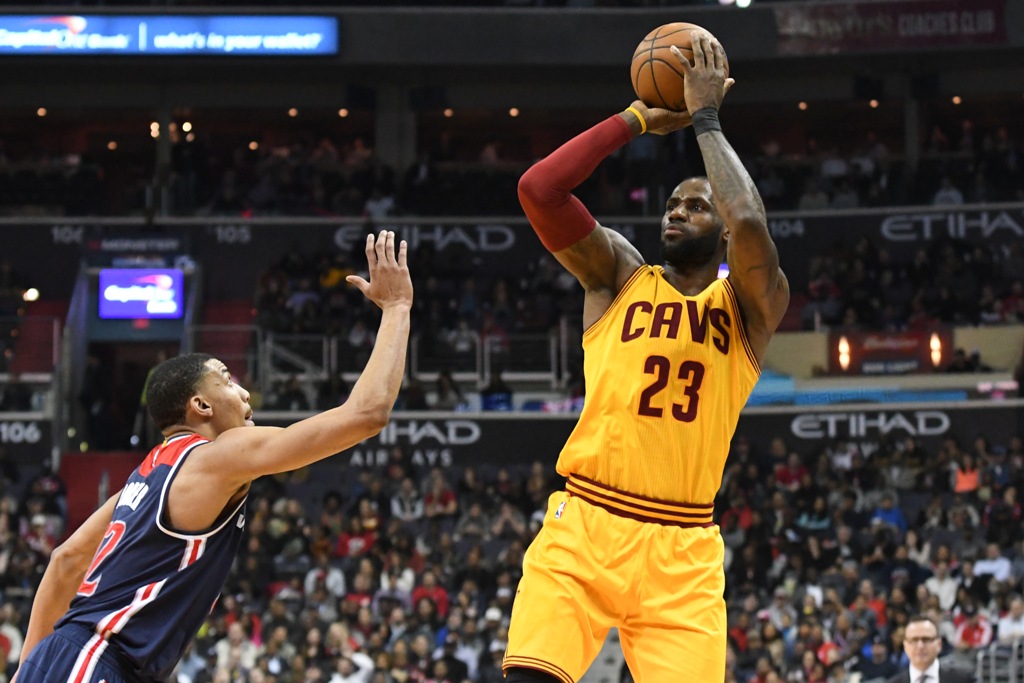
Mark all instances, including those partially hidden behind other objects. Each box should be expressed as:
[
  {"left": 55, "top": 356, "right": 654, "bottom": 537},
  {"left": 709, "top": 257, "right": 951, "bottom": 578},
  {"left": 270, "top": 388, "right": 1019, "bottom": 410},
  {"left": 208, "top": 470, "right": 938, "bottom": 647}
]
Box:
[
  {"left": 16, "top": 492, "right": 120, "bottom": 676},
  {"left": 517, "top": 109, "right": 651, "bottom": 294},
  {"left": 167, "top": 231, "right": 412, "bottom": 531},
  {"left": 674, "top": 34, "right": 789, "bottom": 359}
]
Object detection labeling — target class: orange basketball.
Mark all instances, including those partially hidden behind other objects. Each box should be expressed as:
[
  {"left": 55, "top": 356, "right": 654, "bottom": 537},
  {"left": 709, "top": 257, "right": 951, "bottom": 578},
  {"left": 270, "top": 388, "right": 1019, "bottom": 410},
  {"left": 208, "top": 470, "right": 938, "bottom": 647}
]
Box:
[{"left": 630, "top": 22, "right": 728, "bottom": 112}]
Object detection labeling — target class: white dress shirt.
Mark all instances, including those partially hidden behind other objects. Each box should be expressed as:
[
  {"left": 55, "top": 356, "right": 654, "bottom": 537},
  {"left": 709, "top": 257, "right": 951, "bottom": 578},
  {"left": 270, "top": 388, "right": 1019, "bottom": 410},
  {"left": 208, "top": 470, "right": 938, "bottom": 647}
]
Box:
[{"left": 909, "top": 660, "right": 940, "bottom": 683}]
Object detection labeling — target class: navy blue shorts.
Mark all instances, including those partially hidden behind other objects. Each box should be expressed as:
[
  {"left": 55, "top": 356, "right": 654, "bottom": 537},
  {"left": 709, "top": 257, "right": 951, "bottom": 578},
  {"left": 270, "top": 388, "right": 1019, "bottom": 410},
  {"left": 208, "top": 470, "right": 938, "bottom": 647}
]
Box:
[{"left": 17, "top": 624, "right": 142, "bottom": 683}]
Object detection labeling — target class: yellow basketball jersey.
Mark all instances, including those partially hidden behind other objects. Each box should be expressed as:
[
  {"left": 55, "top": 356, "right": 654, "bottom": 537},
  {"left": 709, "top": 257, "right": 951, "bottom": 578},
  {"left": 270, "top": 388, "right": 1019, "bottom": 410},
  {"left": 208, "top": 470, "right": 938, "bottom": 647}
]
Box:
[{"left": 557, "top": 265, "right": 760, "bottom": 508}]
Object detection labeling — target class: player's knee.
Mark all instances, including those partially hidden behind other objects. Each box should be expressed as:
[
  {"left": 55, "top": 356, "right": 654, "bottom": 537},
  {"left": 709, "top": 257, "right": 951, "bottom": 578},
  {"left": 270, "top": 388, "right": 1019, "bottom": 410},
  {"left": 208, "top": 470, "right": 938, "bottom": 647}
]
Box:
[{"left": 505, "top": 667, "right": 563, "bottom": 683}]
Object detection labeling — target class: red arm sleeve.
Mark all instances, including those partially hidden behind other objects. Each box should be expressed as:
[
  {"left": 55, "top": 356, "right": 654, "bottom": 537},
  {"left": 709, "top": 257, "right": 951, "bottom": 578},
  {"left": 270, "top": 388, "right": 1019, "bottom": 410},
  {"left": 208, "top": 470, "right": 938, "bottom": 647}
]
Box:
[{"left": 517, "top": 114, "right": 634, "bottom": 252}]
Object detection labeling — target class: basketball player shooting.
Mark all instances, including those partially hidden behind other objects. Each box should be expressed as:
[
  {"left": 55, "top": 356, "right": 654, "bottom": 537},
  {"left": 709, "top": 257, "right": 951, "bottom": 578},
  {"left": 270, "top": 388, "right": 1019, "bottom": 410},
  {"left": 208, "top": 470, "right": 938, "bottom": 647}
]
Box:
[
  {"left": 13, "top": 231, "right": 412, "bottom": 683},
  {"left": 503, "top": 33, "right": 789, "bottom": 682}
]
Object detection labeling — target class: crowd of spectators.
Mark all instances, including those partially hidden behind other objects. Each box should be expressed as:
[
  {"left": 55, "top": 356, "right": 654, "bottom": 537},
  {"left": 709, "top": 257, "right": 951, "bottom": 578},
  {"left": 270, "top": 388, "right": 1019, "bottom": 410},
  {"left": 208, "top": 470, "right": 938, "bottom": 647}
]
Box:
[
  {"left": 4, "top": 426, "right": 1024, "bottom": 682},
  {"left": 799, "top": 235, "right": 1024, "bottom": 332},
  {"left": 1, "top": 112, "right": 1020, "bottom": 221}
]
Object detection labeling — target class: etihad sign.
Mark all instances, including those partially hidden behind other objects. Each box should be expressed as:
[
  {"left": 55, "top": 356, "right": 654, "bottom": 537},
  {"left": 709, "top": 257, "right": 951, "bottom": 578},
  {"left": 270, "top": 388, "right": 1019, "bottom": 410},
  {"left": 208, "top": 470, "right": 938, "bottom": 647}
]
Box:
[
  {"left": 879, "top": 209, "right": 1024, "bottom": 241},
  {"left": 791, "top": 410, "right": 950, "bottom": 439}
]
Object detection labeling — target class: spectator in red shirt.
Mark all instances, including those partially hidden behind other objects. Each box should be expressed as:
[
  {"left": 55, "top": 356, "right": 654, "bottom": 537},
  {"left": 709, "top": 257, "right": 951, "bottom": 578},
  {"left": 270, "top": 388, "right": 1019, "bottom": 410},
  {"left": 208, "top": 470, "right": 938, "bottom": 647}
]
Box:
[
  {"left": 335, "top": 516, "right": 376, "bottom": 560},
  {"left": 424, "top": 478, "right": 459, "bottom": 525},
  {"left": 775, "top": 452, "right": 808, "bottom": 492},
  {"left": 412, "top": 570, "right": 450, "bottom": 619},
  {"left": 954, "top": 604, "right": 993, "bottom": 650}
]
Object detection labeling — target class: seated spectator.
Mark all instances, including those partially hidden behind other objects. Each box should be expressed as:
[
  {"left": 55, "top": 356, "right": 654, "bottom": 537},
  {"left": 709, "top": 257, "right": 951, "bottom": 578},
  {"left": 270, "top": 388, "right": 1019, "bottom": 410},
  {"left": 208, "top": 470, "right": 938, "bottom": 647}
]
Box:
[
  {"left": 852, "top": 634, "right": 899, "bottom": 681},
  {"left": 453, "top": 501, "right": 491, "bottom": 543},
  {"left": 974, "top": 542, "right": 1012, "bottom": 583},
  {"left": 925, "top": 560, "right": 958, "bottom": 612},
  {"left": 215, "top": 622, "right": 260, "bottom": 672},
  {"left": 392, "top": 477, "right": 425, "bottom": 526},
  {"left": 953, "top": 604, "right": 992, "bottom": 650},
  {"left": 997, "top": 595, "right": 1024, "bottom": 645},
  {"left": 489, "top": 501, "right": 527, "bottom": 541},
  {"left": 479, "top": 369, "right": 513, "bottom": 411},
  {"left": 870, "top": 492, "right": 907, "bottom": 534},
  {"left": 412, "top": 570, "right": 450, "bottom": 620},
  {"left": 797, "top": 178, "right": 830, "bottom": 211},
  {"left": 433, "top": 370, "right": 467, "bottom": 411},
  {"left": 933, "top": 176, "right": 965, "bottom": 205}
]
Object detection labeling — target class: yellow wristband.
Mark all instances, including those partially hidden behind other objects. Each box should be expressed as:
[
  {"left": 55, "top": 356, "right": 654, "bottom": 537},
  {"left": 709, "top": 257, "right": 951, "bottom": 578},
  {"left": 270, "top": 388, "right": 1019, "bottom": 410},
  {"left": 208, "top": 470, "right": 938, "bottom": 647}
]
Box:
[{"left": 625, "top": 106, "right": 647, "bottom": 135}]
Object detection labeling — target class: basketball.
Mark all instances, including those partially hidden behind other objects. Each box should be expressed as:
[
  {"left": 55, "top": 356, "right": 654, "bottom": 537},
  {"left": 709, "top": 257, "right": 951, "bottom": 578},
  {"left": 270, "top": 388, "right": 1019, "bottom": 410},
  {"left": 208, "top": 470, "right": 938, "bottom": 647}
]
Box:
[{"left": 630, "top": 22, "right": 728, "bottom": 112}]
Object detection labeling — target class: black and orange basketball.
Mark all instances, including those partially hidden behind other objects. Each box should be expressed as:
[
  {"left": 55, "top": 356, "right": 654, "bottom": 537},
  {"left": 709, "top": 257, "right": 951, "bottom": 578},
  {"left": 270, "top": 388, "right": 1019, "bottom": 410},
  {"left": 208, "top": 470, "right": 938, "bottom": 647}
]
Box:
[{"left": 630, "top": 22, "right": 728, "bottom": 112}]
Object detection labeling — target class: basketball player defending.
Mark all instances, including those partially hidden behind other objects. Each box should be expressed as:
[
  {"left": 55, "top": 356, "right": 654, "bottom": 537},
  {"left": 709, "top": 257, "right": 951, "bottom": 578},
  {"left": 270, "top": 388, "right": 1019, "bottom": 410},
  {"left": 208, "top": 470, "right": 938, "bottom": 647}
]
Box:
[
  {"left": 504, "top": 34, "right": 789, "bottom": 682},
  {"left": 14, "top": 231, "right": 412, "bottom": 683}
]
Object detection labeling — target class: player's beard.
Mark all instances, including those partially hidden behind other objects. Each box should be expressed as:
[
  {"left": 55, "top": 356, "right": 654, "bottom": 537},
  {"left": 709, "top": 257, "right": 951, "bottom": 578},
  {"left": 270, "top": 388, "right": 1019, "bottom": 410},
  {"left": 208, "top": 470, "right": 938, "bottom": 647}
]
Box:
[{"left": 662, "top": 227, "right": 723, "bottom": 269}]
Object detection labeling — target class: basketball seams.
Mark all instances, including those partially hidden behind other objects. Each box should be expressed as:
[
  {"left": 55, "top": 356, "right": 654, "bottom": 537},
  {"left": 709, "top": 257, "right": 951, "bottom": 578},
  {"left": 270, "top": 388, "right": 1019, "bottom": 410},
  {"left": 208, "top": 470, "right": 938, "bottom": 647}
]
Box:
[{"left": 631, "top": 22, "right": 717, "bottom": 112}]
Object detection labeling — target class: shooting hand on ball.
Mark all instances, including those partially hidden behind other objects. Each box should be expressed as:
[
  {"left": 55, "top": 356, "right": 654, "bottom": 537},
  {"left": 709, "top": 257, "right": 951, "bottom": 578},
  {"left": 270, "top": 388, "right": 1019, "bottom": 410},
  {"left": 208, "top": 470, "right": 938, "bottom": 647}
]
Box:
[{"left": 672, "top": 33, "right": 735, "bottom": 115}]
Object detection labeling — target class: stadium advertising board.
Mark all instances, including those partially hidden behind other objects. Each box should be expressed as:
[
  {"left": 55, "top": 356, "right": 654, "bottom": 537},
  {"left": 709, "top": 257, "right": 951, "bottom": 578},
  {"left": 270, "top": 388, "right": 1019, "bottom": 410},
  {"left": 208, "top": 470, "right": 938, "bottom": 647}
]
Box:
[
  {"left": 0, "top": 15, "right": 338, "bottom": 55},
  {"left": 827, "top": 327, "right": 955, "bottom": 375},
  {"left": 740, "top": 402, "right": 1023, "bottom": 460},
  {"left": 774, "top": 0, "right": 1006, "bottom": 55},
  {"left": 6, "top": 204, "right": 1023, "bottom": 301},
  {"left": 255, "top": 402, "right": 1023, "bottom": 474}
]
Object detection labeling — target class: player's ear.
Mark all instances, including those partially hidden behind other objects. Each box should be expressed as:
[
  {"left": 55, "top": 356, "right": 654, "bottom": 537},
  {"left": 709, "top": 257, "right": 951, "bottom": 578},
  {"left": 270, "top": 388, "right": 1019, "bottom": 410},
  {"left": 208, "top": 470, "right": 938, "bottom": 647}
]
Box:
[{"left": 189, "top": 395, "right": 213, "bottom": 417}]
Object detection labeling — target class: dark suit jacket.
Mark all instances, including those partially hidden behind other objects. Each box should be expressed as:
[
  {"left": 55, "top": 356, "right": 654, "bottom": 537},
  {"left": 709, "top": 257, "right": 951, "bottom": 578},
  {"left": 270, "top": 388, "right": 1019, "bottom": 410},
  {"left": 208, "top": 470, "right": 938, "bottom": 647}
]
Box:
[{"left": 886, "top": 665, "right": 976, "bottom": 683}]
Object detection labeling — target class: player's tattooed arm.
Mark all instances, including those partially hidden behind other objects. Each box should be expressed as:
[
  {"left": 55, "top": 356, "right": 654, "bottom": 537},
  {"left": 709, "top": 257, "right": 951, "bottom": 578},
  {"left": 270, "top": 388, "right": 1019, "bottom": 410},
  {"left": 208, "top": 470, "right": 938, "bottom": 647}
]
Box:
[
  {"left": 697, "top": 127, "right": 789, "bottom": 352},
  {"left": 679, "top": 32, "right": 789, "bottom": 358}
]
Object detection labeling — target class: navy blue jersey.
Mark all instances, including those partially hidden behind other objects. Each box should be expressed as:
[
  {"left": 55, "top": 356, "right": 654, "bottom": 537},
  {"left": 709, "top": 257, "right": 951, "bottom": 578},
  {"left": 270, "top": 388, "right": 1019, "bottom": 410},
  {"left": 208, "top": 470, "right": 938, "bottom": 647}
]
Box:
[{"left": 58, "top": 433, "right": 247, "bottom": 682}]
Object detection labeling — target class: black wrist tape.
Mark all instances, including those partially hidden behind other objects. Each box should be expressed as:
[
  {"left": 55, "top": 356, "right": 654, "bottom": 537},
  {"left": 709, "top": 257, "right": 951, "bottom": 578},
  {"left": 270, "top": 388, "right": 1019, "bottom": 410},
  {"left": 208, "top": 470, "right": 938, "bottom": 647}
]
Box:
[{"left": 692, "top": 108, "right": 722, "bottom": 137}]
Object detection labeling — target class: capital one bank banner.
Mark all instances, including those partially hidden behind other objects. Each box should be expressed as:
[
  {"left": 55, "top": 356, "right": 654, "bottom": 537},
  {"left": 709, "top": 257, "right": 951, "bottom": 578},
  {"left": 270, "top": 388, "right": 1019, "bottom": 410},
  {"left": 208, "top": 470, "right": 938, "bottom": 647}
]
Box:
[{"left": 6, "top": 204, "right": 1024, "bottom": 300}]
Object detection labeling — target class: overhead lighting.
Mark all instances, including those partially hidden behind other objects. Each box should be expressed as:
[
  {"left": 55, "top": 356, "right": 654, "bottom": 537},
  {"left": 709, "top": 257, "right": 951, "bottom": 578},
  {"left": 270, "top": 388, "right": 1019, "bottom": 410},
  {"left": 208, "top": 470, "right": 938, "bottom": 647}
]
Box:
[
  {"left": 107, "top": 141, "right": 117, "bottom": 151},
  {"left": 443, "top": 108, "right": 454, "bottom": 118},
  {"left": 508, "top": 107, "right": 520, "bottom": 117},
  {"left": 36, "top": 107, "right": 47, "bottom": 117},
  {"left": 951, "top": 95, "right": 962, "bottom": 105},
  {"left": 869, "top": 99, "right": 879, "bottom": 108},
  {"left": 287, "top": 107, "right": 298, "bottom": 117},
  {"left": 338, "top": 108, "right": 349, "bottom": 118},
  {"left": 22, "top": 288, "right": 39, "bottom": 302},
  {"left": 182, "top": 121, "right": 192, "bottom": 132},
  {"left": 798, "top": 101, "right": 808, "bottom": 111},
  {"left": 248, "top": 141, "right": 258, "bottom": 151}
]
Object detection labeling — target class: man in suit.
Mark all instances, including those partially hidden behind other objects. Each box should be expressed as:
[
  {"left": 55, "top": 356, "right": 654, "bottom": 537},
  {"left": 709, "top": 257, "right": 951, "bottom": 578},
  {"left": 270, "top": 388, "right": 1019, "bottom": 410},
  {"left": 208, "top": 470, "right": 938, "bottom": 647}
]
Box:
[{"left": 888, "top": 614, "right": 975, "bottom": 683}]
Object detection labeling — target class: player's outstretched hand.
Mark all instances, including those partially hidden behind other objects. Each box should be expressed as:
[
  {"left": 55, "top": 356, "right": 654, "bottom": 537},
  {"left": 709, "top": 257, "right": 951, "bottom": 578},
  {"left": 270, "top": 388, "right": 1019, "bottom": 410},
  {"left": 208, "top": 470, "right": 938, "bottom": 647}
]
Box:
[
  {"left": 346, "top": 230, "right": 413, "bottom": 311},
  {"left": 673, "top": 33, "right": 734, "bottom": 116}
]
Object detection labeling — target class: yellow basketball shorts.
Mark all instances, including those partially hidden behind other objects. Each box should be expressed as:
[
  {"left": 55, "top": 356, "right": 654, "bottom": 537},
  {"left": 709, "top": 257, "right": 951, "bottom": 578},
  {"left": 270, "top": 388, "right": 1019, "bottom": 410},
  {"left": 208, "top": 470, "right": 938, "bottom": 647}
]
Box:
[{"left": 504, "top": 489, "right": 726, "bottom": 683}]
